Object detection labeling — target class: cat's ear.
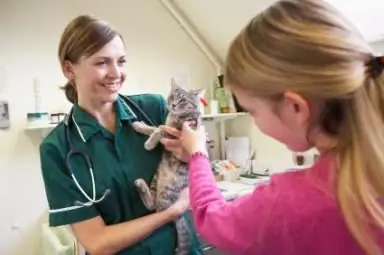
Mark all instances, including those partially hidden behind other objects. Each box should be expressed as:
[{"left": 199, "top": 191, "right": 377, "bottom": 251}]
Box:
[
  {"left": 192, "top": 88, "right": 205, "bottom": 98},
  {"left": 171, "top": 77, "right": 181, "bottom": 91}
]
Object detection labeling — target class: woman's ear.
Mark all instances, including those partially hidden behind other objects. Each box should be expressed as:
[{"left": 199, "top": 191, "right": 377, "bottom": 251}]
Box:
[
  {"left": 62, "top": 60, "right": 75, "bottom": 80},
  {"left": 282, "top": 91, "right": 310, "bottom": 125}
]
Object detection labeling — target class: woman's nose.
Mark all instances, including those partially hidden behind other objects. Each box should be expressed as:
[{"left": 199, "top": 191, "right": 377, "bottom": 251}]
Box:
[{"left": 108, "top": 64, "right": 121, "bottom": 78}]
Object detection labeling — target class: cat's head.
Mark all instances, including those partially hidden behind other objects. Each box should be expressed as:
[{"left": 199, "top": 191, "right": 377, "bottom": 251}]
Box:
[{"left": 167, "top": 78, "right": 205, "bottom": 119}]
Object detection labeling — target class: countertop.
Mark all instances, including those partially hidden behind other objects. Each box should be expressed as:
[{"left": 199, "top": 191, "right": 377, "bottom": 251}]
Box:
[{"left": 218, "top": 177, "right": 270, "bottom": 201}]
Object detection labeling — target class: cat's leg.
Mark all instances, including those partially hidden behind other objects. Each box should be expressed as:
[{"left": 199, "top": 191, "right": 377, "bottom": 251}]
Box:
[
  {"left": 131, "top": 121, "right": 157, "bottom": 136},
  {"left": 131, "top": 121, "right": 161, "bottom": 150},
  {"left": 144, "top": 127, "right": 162, "bottom": 150},
  {"left": 174, "top": 216, "right": 191, "bottom": 255},
  {"left": 149, "top": 171, "right": 158, "bottom": 197},
  {"left": 134, "top": 178, "right": 156, "bottom": 211}
]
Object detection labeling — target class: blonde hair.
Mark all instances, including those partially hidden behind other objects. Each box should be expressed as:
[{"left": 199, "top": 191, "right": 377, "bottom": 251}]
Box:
[
  {"left": 58, "top": 15, "right": 122, "bottom": 103},
  {"left": 225, "top": 0, "right": 384, "bottom": 254}
]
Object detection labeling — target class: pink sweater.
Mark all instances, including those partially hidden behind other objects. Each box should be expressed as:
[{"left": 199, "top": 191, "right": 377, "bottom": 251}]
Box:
[{"left": 188, "top": 153, "right": 380, "bottom": 255}]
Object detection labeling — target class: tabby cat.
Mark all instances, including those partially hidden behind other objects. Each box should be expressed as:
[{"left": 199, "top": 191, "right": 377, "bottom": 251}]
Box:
[{"left": 131, "top": 78, "right": 204, "bottom": 255}]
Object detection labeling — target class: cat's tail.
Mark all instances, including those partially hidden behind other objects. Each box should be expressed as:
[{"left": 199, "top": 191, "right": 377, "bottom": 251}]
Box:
[{"left": 175, "top": 215, "right": 191, "bottom": 255}]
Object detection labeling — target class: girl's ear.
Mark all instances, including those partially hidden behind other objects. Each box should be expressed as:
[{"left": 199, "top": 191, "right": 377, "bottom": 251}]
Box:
[{"left": 283, "top": 91, "right": 310, "bottom": 125}]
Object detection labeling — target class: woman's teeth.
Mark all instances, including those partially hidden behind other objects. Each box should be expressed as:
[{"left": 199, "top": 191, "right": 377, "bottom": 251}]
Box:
[{"left": 103, "top": 83, "right": 120, "bottom": 90}]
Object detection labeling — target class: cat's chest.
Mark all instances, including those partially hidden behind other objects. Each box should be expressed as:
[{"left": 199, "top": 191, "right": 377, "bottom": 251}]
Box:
[
  {"left": 157, "top": 154, "right": 187, "bottom": 181},
  {"left": 159, "top": 152, "right": 184, "bottom": 171},
  {"left": 165, "top": 116, "right": 199, "bottom": 131},
  {"left": 165, "top": 118, "right": 182, "bottom": 130}
]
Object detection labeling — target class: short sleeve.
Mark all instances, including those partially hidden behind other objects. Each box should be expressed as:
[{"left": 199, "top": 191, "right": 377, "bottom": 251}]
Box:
[
  {"left": 158, "top": 94, "right": 168, "bottom": 124},
  {"left": 40, "top": 141, "right": 99, "bottom": 227}
]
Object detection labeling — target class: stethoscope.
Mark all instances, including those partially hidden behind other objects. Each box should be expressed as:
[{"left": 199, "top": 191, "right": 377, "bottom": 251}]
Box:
[{"left": 49, "top": 94, "right": 156, "bottom": 214}]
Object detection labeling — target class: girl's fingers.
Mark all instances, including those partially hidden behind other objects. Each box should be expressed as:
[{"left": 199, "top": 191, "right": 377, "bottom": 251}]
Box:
[
  {"left": 160, "top": 125, "right": 181, "bottom": 138},
  {"left": 160, "top": 137, "right": 180, "bottom": 148}
]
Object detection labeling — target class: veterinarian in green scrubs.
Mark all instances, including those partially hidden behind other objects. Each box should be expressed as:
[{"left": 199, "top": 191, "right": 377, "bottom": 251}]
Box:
[{"left": 39, "top": 15, "right": 202, "bottom": 255}]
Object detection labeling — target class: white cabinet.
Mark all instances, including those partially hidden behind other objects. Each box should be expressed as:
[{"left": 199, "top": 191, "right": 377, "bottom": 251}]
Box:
[{"left": 202, "top": 112, "right": 248, "bottom": 160}]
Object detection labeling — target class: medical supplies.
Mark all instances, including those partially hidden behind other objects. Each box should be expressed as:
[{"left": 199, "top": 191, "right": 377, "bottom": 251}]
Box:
[{"left": 212, "top": 160, "right": 242, "bottom": 182}]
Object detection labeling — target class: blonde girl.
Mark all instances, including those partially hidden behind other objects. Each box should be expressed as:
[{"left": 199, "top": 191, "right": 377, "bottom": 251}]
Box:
[{"left": 161, "top": 0, "right": 384, "bottom": 254}]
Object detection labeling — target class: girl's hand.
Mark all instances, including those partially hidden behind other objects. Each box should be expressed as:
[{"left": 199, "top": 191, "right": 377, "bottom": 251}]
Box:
[
  {"left": 160, "top": 122, "right": 208, "bottom": 160},
  {"left": 179, "top": 122, "right": 207, "bottom": 156},
  {"left": 159, "top": 126, "right": 189, "bottom": 162}
]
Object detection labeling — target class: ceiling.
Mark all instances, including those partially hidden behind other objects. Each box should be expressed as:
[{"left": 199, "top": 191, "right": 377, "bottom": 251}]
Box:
[{"left": 173, "top": 0, "right": 384, "bottom": 64}]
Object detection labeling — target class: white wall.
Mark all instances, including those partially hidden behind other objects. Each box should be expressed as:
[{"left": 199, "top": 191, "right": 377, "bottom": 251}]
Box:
[
  {"left": 3, "top": 0, "right": 384, "bottom": 253},
  {"left": 0, "top": 0, "right": 216, "bottom": 254},
  {"left": 175, "top": 0, "right": 384, "bottom": 61},
  {"left": 372, "top": 40, "right": 384, "bottom": 53}
]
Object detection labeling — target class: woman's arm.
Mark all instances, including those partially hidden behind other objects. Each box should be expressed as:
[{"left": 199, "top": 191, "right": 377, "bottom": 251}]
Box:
[{"left": 71, "top": 209, "right": 177, "bottom": 255}]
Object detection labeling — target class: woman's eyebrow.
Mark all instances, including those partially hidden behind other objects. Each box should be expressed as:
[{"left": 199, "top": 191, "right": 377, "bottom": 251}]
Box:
[{"left": 93, "top": 55, "right": 126, "bottom": 60}]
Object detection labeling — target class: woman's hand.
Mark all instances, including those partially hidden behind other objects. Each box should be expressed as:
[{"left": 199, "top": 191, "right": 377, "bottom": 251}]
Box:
[{"left": 166, "top": 188, "right": 190, "bottom": 219}]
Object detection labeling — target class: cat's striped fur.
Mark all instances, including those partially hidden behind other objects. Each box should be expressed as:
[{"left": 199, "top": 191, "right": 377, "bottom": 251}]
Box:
[{"left": 132, "top": 79, "right": 204, "bottom": 255}]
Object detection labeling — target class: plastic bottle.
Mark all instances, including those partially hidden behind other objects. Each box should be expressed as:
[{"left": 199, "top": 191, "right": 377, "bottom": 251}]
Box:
[
  {"left": 33, "top": 76, "right": 43, "bottom": 113},
  {"left": 214, "top": 75, "right": 230, "bottom": 113}
]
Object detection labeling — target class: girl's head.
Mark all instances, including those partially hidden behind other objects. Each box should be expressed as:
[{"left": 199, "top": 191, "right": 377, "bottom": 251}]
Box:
[
  {"left": 58, "top": 15, "right": 126, "bottom": 106},
  {"left": 225, "top": 0, "right": 384, "bottom": 254}
]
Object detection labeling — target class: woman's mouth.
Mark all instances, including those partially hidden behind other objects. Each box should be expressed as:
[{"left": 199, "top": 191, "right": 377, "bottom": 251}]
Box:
[{"left": 102, "top": 82, "right": 120, "bottom": 92}]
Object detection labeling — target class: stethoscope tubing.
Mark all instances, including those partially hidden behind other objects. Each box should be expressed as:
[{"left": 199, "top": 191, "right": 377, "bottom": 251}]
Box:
[{"left": 49, "top": 95, "right": 155, "bottom": 213}]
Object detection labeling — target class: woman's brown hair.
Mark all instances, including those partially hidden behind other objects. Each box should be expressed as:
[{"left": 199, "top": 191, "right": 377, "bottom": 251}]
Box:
[
  {"left": 58, "top": 15, "right": 122, "bottom": 103},
  {"left": 225, "top": 0, "right": 384, "bottom": 254}
]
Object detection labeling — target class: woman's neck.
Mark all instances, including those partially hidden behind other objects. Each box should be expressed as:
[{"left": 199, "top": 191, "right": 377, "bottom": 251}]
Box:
[{"left": 78, "top": 99, "right": 116, "bottom": 133}]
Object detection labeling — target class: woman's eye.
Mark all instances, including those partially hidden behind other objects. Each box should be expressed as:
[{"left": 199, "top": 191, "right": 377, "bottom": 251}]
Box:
[{"left": 96, "top": 62, "right": 106, "bottom": 66}]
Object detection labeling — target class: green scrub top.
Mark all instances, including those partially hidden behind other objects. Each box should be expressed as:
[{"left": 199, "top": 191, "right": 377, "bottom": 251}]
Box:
[{"left": 39, "top": 94, "right": 203, "bottom": 255}]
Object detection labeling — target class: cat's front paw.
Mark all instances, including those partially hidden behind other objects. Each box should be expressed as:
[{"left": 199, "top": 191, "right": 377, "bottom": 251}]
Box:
[
  {"left": 135, "top": 179, "right": 149, "bottom": 193},
  {"left": 132, "top": 121, "right": 146, "bottom": 132},
  {"left": 144, "top": 140, "right": 157, "bottom": 150}
]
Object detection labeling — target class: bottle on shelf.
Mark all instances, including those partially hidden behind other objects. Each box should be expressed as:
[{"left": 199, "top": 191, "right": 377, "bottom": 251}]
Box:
[
  {"left": 214, "top": 75, "right": 230, "bottom": 113},
  {"left": 293, "top": 152, "right": 306, "bottom": 166}
]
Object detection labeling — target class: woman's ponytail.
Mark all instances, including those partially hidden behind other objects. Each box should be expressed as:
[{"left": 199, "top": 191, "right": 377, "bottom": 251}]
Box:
[{"left": 62, "top": 81, "right": 77, "bottom": 104}]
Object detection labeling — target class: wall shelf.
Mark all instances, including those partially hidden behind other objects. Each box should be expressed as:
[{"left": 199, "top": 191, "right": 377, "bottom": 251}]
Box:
[
  {"left": 202, "top": 112, "right": 247, "bottom": 122},
  {"left": 25, "top": 123, "right": 57, "bottom": 130},
  {"left": 25, "top": 123, "right": 57, "bottom": 138},
  {"left": 24, "top": 112, "right": 249, "bottom": 141}
]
